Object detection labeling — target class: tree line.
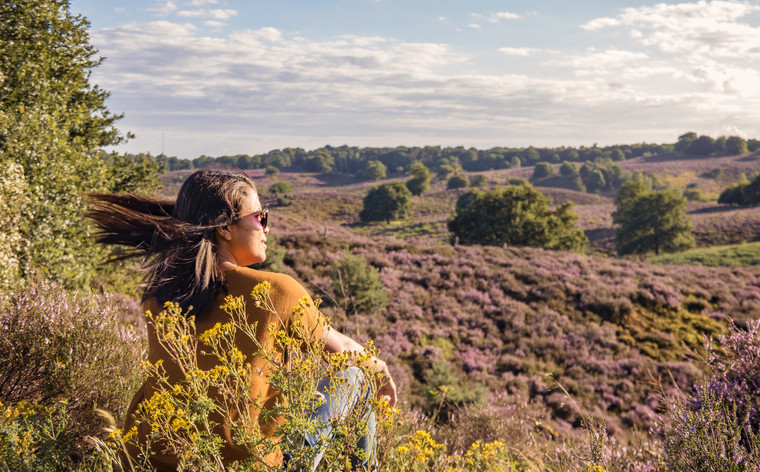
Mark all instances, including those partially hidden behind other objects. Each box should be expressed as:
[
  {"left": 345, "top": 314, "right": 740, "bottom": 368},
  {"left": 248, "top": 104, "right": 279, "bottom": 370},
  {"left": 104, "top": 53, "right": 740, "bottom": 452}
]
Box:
[{"left": 154, "top": 133, "right": 759, "bottom": 178}]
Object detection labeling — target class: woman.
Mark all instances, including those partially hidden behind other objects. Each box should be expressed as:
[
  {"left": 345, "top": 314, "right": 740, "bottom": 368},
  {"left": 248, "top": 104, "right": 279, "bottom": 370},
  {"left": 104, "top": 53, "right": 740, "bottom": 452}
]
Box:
[{"left": 86, "top": 169, "right": 396, "bottom": 470}]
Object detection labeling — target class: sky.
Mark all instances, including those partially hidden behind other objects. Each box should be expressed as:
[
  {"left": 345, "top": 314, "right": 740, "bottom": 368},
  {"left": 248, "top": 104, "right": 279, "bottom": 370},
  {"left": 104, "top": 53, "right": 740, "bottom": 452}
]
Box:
[{"left": 68, "top": 0, "right": 760, "bottom": 159}]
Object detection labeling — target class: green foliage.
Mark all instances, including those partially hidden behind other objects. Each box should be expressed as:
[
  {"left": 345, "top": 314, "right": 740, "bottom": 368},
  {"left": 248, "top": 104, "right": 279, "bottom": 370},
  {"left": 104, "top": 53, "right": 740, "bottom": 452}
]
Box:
[
  {"left": 613, "top": 181, "right": 695, "bottom": 255},
  {"left": 406, "top": 162, "right": 432, "bottom": 196},
  {"left": 648, "top": 241, "right": 760, "bottom": 267},
  {"left": 303, "top": 150, "right": 335, "bottom": 173},
  {"left": 446, "top": 174, "right": 469, "bottom": 189},
  {"left": 0, "top": 0, "right": 135, "bottom": 289},
  {"left": 268, "top": 181, "right": 293, "bottom": 195},
  {"left": 559, "top": 161, "right": 579, "bottom": 177},
  {"left": 531, "top": 162, "right": 554, "bottom": 181},
  {"left": 359, "top": 182, "right": 412, "bottom": 223},
  {"left": 675, "top": 132, "right": 723, "bottom": 156},
  {"left": 718, "top": 174, "right": 760, "bottom": 206},
  {"left": 330, "top": 250, "right": 389, "bottom": 316},
  {"left": 448, "top": 185, "right": 587, "bottom": 252},
  {"left": 505, "top": 177, "right": 528, "bottom": 186},
  {"left": 579, "top": 158, "right": 629, "bottom": 193},
  {"left": 0, "top": 400, "right": 80, "bottom": 472},
  {"left": 683, "top": 184, "right": 707, "bottom": 202},
  {"left": 436, "top": 164, "right": 456, "bottom": 181},
  {"left": 469, "top": 174, "right": 489, "bottom": 188},
  {"left": 264, "top": 165, "right": 279, "bottom": 177},
  {"left": 99, "top": 152, "right": 163, "bottom": 194},
  {"left": 362, "top": 160, "right": 387, "bottom": 181},
  {"left": 723, "top": 135, "right": 748, "bottom": 155}
]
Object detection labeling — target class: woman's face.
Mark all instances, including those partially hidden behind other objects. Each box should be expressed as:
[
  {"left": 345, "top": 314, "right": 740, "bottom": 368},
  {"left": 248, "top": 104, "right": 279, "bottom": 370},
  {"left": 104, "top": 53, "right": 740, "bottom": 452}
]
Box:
[{"left": 225, "top": 191, "right": 269, "bottom": 266}]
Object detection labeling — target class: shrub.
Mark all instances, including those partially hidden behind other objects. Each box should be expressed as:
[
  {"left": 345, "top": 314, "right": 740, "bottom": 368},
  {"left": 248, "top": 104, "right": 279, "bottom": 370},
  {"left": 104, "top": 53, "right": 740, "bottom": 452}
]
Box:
[
  {"left": 447, "top": 175, "right": 469, "bottom": 189},
  {"left": 655, "top": 320, "right": 760, "bottom": 470},
  {"left": 268, "top": 181, "right": 293, "bottom": 195},
  {"left": 0, "top": 278, "right": 145, "bottom": 462},
  {"left": 0, "top": 400, "right": 82, "bottom": 472},
  {"left": 469, "top": 174, "right": 489, "bottom": 187},
  {"left": 264, "top": 165, "right": 279, "bottom": 177},
  {"left": 718, "top": 175, "right": 760, "bottom": 206},
  {"left": 330, "top": 251, "right": 389, "bottom": 316},
  {"left": 531, "top": 162, "right": 555, "bottom": 181}
]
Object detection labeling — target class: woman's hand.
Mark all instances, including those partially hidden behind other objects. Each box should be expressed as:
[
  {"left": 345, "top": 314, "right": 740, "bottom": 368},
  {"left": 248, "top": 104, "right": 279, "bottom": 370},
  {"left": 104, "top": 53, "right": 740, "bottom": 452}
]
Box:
[
  {"left": 373, "top": 359, "right": 397, "bottom": 407},
  {"left": 324, "top": 327, "right": 398, "bottom": 407}
]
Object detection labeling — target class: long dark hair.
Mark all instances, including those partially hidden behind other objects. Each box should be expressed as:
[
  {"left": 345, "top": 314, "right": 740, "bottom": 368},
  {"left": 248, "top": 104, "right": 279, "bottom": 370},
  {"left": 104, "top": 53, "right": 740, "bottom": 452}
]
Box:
[{"left": 85, "top": 169, "right": 257, "bottom": 318}]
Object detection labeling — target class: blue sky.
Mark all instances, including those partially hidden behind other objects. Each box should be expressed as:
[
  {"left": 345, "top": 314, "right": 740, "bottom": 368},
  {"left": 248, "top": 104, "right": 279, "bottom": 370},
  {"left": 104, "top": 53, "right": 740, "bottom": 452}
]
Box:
[{"left": 69, "top": 0, "right": 760, "bottom": 158}]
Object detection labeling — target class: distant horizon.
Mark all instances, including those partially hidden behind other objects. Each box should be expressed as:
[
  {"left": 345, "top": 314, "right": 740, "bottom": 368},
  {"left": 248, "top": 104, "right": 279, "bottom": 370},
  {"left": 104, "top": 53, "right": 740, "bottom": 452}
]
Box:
[{"left": 70, "top": 0, "right": 760, "bottom": 159}]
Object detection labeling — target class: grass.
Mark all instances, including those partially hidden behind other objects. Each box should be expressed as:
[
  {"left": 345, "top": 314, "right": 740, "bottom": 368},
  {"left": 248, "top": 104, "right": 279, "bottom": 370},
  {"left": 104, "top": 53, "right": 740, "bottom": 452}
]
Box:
[{"left": 648, "top": 241, "right": 760, "bottom": 267}]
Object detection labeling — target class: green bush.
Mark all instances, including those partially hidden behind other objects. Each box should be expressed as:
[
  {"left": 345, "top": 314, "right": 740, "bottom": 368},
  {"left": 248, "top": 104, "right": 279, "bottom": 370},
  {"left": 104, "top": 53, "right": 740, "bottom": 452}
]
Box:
[
  {"left": 447, "top": 175, "right": 469, "bottom": 189},
  {"left": 268, "top": 181, "right": 293, "bottom": 195},
  {"left": 469, "top": 174, "right": 489, "bottom": 188},
  {"left": 330, "top": 251, "right": 389, "bottom": 316},
  {"left": 265, "top": 165, "right": 280, "bottom": 178},
  {"left": 531, "top": 162, "right": 554, "bottom": 181}
]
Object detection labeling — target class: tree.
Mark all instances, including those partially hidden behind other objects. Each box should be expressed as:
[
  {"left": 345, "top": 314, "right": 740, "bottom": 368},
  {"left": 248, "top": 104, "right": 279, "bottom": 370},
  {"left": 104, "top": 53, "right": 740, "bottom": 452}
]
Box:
[
  {"left": 447, "top": 174, "right": 469, "bottom": 189},
  {"left": 359, "top": 182, "right": 412, "bottom": 223},
  {"left": 718, "top": 175, "right": 760, "bottom": 206},
  {"left": 559, "top": 161, "right": 579, "bottom": 177},
  {"left": 436, "top": 164, "right": 456, "bottom": 181},
  {"left": 362, "top": 160, "right": 386, "bottom": 181},
  {"left": 0, "top": 0, "right": 131, "bottom": 288},
  {"left": 448, "top": 184, "right": 587, "bottom": 251},
  {"left": 675, "top": 132, "right": 698, "bottom": 154},
  {"left": 531, "top": 162, "right": 555, "bottom": 181},
  {"left": 690, "top": 135, "right": 717, "bottom": 156},
  {"left": 405, "top": 162, "right": 431, "bottom": 195},
  {"left": 723, "top": 136, "right": 748, "bottom": 155},
  {"left": 612, "top": 181, "right": 694, "bottom": 255}
]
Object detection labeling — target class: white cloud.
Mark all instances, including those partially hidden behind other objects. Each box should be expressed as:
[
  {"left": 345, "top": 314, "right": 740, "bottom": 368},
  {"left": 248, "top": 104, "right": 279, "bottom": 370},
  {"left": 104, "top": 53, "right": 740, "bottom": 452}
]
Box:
[
  {"left": 498, "top": 47, "right": 557, "bottom": 56},
  {"left": 581, "top": 17, "right": 621, "bottom": 30},
  {"left": 176, "top": 8, "right": 237, "bottom": 20},
  {"left": 583, "top": 1, "right": 760, "bottom": 59},
  {"left": 188, "top": 0, "right": 218, "bottom": 5},
  {"left": 203, "top": 20, "right": 226, "bottom": 28},
  {"left": 148, "top": 1, "right": 178, "bottom": 16},
  {"left": 90, "top": 19, "right": 760, "bottom": 157},
  {"left": 467, "top": 23, "right": 482, "bottom": 30},
  {"left": 488, "top": 11, "right": 521, "bottom": 22}
]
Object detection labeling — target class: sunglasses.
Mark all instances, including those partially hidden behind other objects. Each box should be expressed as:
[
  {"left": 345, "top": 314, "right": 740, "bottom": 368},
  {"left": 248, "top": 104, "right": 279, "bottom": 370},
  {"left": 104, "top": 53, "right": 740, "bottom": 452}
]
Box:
[{"left": 237, "top": 208, "right": 268, "bottom": 230}]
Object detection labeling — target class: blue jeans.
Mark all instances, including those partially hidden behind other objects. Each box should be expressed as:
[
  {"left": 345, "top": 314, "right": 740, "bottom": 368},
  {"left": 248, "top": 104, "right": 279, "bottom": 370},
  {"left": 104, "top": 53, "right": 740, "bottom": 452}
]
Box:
[{"left": 303, "top": 366, "right": 377, "bottom": 471}]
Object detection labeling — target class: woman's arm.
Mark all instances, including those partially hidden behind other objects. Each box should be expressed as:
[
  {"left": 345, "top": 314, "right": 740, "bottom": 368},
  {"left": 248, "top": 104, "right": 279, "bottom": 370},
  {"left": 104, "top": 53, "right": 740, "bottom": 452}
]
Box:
[{"left": 323, "top": 327, "right": 398, "bottom": 408}]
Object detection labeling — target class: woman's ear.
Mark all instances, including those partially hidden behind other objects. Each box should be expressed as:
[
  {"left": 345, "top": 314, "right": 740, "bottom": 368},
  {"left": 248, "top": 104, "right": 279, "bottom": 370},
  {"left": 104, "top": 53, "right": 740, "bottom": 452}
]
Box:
[{"left": 215, "top": 226, "right": 232, "bottom": 241}]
